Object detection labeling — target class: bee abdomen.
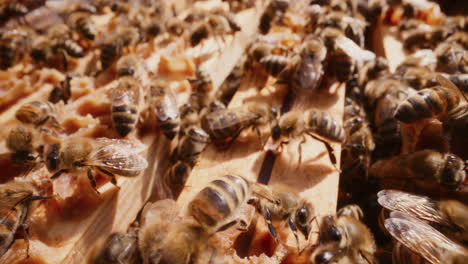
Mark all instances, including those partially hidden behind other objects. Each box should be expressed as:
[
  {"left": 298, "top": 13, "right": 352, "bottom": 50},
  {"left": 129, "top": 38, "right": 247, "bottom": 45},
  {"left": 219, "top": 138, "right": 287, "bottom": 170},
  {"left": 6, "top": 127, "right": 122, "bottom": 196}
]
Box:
[
  {"left": 61, "top": 39, "right": 84, "bottom": 58},
  {"left": 159, "top": 119, "right": 179, "bottom": 140},
  {"left": 111, "top": 104, "right": 138, "bottom": 137},
  {"left": 101, "top": 43, "right": 121, "bottom": 70},
  {"left": 307, "top": 110, "right": 345, "bottom": 142},
  {"left": 76, "top": 17, "right": 96, "bottom": 40},
  {"left": 16, "top": 101, "right": 54, "bottom": 126},
  {"left": 394, "top": 89, "right": 443, "bottom": 123},
  {"left": 259, "top": 55, "right": 289, "bottom": 77},
  {"left": 202, "top": 112, "right": 244, "bottom": 140},
  {"left": 189, "top": 175, "right": 249, "bottom": 228}
]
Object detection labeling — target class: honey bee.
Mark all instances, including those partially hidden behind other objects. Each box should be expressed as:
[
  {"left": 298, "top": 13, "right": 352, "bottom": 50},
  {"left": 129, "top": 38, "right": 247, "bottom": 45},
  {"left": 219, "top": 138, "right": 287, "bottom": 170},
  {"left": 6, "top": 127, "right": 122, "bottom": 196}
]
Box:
[
  {"left": 88, "top": 230, "right": 141, "bottom": 264},
  {"left": 369, "top": 149, "right": 466, "bottom": 190},
  {"left": 385, "top": 212, "right": 468, "bottom": 264},
  {"left": 6, "top": 125, "right": 37, "bottom": 165},
  {"left": 149, "top": 80, "right": 180, "bottom": 140},
  {"left": 320, "top": 28, "right": 376, "bottom": 83},
  {"left": 0, "top": 182, "right": 47, "bottom": 257},
  {"left": 45, "top": 137, "right": 148, "bottom": 192},
  {"left": 216, "top": 56, "right": 244, "bottom": 105},
  {"left": 99, "top": 26, "right": 140, "bottom": 71},
  {"left": 394, "top": 75, "right": 467, "bottom": 124},
  {"left": 66, "top": 11, "right": 96, "bottom": 40},
  {"left": 289, "top": 37, "right": 327, "bottom": 95},
  {"left": 201, "top": 102, "right": 276, "bottom": 147},
  {"left": 377, "top": 190, "right": 468, "bottom": 242},
  {"left": 48, "top": 23, "right": 84, "bottom": 58},
  {"left": 311, "top": 242, "right": 374, "bottom": 264},
  {"left": 173, "top": 126, "right": 210, "bottom": 166},
  {"left": 139, "top": 199, "right": 214, "bottom": 264},
  {"left": 399, "top": 66, "right": 437, "bottom": 91},
  {"left": 0, "top": 27, "right": 32, "bottom": 69},
  {"left": 248, "top": 183, "right": 316, "bottom": 253},
  {"left": 337, "top": 204, "right": 364, "bottom": 221},
  {"left": 0, "top": 2, "right": 28, "bottom": 25},
  {"left": 116, "top": 54, "right": 141, "bottom": 77},
  {"left": 190, "top": 10, "right": 240, "bottom": 47},
  {"left": 435, "top": 42, "right": 467, "bottom": 74},
  {"left": 258, "top": 0, "right": 289, "bottom": 34},
  {"left": 109, "top": 76, "right": 141, "bottom": 137},
  {"left": 48, "top": 74, "right": 73, "bottom": 104},
  {"left": 272, "top": 109, "right": 345, "bottom": 167},
  {"left": 188, "top": 68, "right": 214, "bottom": 111},
  {"left": 15, "top": 100, "right": 60, "bottom": 128},
  {"left": 259, "top": 53, "right": 294, "bottom": 78},
  {"left": 318, "top": 214, "right": 376, "bottom": 263}
]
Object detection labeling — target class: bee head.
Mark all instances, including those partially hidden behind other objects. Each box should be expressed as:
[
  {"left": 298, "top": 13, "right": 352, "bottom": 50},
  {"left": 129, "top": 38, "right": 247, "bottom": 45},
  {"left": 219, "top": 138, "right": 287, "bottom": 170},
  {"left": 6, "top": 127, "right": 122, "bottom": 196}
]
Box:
[
  {"left": 295, "top": 202, "right": 315, "bottom": 240},
  {"left": 441, "top": 154, "right": 466, "bottom": 190}
]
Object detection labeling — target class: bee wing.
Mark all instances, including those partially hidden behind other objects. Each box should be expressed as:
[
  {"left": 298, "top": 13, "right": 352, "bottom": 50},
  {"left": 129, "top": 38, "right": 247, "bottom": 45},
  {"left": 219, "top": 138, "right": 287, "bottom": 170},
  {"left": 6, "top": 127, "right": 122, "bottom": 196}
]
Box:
[
  {"left": 295, "top": 57, "right": 322, "bottom": 92},
  {"left": 335, "top": 35, "right": 375, "bottom": 63},
  {"left": 86, "top": 138, "right": 148, "bottom": 173},
  {"left": 436, "top": 74, "right": 468, "bottom": 102},
  {"left": 377, "top": 190, "right": 449, "bottom": 226},
  {"left": 385, "top": 214, "right": 466, "bottom": 264}
]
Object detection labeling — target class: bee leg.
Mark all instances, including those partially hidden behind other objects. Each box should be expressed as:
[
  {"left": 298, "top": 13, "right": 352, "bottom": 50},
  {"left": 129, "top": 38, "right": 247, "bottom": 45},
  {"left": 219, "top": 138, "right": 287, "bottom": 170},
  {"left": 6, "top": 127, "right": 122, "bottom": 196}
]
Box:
[
  {"left": 87, "top": 168, "right": 100, "bottom": 194},
  {"left": 297, "top": 135, "right": 307, "bottom": 168},
  {"left": 96, "top": 167, "right": 120, "bottom": 188},
  {"left": 253, "top": 125, "right": 264, "bottom": 148},
  {"left": 262, "top": 206, "right": 279, "bottom": 244},
  {"left": 307, "top": 133, "right": 339, "bottom": 170},
  {"left": 215, "top": 218, "right": 248, "bottom": 233},
  {"left": 50, "top": 169, "right": 69, "bottom": 179},
  {"left": 287, "top": 217, "right": 301, "bottom": 255},
  {"left": 221, "top": 128, "right": 244, "bottom": 150}
]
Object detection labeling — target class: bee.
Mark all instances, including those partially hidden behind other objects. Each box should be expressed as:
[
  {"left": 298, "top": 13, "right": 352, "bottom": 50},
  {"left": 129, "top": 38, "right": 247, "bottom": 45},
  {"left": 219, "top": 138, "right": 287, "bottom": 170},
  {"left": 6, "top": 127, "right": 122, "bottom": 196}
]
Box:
[
  {"left": 109, "top": 76, "right": 141, "bottom": 137},
  {"left": 116, "top": 54, "right": 141, "bottom": 77},
  {"left": 377, "top": 190, "right": 468, "bottom": 242},
  {"left": 15, "top": 100, "right": 60, "bottom": 128},
  {"left": 318, "top": 214, "right": 376, "bottom": 263},
  {"left": 357, "top": 57, "right": 389, "bottom": 87},
  {"left": 45, "top": 137, "right": 148, "bottom": 192},
  {"left": 248, "top": 183, "right": 316, "bottom": 253},
  {"left": 188, "top": 68, "right": 214, "bottom": 111},
  {"left": 173, "top": 126, "right": 210, "bottom": 166},
  {"left": 311, "top": 242, "right": 374, "bottom": 264},
  {"left": 0, "top": 27, "right": 32, "bottom": 69},
  {"left": 272, "top": 109, "right": 345, "bottom": 167},
  {"left": 6, "top": 125, "right": 36, "bottom": 165},
  {"left": 394, "top": 75, "right": 467, "bottom": 124},
  {"left": 48, "top": 74, "right": 73, "bottom": 104},
  {"left": 400, "top": 66, "right": 437, "bottom": 91},
  {"left": 139, "top": 199, "right": 217, "bottom": 264},
  {"left": 449, "top": 74, "right": 468, "bottom": 94},
  {"left": 100, "top": 26, "right": 140, "bottom": 71},
  {"left": 289, "top": 37, "right": 327, "bottom": 95},
  {"left": 88, "top": 231, "right": 141, "bottom": 264},
  {"left": 435, "top": 42, "right": 467, "bottom": 74},
  {"left": 369, "top": 149, "right": 466, "bottom": 190},
  {"left": 66, "top": 11, "right": 96, "bottom": 40},
  {"left": 201, "top": 102, "right": 276, "bottom": 147},
  {"left": 149, "top": 80, "right": 180, "bottom": 140},
  {"left": 259, "top": 53, "right": 294, "bottom": 78},
  {"left": 337, "top": 204, "right": 364, "bottom": 221},
  {"left": 385, "top": 212, "right": 468, "bottom": 264},
  {"left": 216, "top": 56, "right": 244, "bottom": 105},
  {"left": 0, "top": 182, "right": 47, "bottom": 258},
  {"left": 189, "top": 11, "right": 240, "bottom": 47},
  {"left": 0, "top": 2, "right": 28, "bottom": 25},
  {"left": 321, "top": 28, "right": 376, "bottom": 83},
  {"left": 48, "top": 23, "right": 84, "bottom": 58},
  {"left": 258, "top": 0, "right": 289, "bottom": 34}
]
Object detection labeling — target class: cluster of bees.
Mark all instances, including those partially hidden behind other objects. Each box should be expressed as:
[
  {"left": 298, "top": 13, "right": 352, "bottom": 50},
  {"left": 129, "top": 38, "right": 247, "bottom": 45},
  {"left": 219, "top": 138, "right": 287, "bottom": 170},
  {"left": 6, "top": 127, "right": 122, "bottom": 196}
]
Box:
[{"left": 0, "top": 0, "right": 466, "bottom": 263}]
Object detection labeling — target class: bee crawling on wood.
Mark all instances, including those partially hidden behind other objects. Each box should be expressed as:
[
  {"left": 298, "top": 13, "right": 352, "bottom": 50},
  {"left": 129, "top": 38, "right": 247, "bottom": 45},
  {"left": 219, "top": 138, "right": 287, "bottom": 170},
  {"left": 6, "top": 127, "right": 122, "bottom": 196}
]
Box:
[
  {"left": 270, "top": 109, "right": 345, "bottom": 168},
  {"left": 44, "top": 137, "right": 148, "bottom": 193},
  {"left": 109, "top": 76, "right": 141, "bottom": 137}
]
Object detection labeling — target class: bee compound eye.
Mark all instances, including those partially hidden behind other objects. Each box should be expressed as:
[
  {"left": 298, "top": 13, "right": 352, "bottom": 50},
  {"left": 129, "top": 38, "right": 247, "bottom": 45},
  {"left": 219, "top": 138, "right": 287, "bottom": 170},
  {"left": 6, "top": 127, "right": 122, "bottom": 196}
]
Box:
[
  {"left": 315, "top": 251, "right": 334, "bottom": 264},
  {"left": 329, "top": 226, "right": 341, "bottom": 241},
  {"left": 296, "top": 207, "right": 308, "bottom": 224}
]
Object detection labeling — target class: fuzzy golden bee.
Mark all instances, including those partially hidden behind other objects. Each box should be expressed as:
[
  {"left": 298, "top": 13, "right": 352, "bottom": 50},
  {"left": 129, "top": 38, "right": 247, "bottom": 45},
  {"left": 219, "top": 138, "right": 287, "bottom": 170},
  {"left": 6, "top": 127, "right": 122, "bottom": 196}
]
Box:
[
  {"left": 15, "top": 100, "right": 60, "bottom": 128},
  {"left": 6, "top": 125, "right": 37, "bottom": 165},
  {"left": 45, "top": 137, "right": 148, "bottom": 192},
  {"left": 149, "top": 79, "right": 180, "bottom": 140}
]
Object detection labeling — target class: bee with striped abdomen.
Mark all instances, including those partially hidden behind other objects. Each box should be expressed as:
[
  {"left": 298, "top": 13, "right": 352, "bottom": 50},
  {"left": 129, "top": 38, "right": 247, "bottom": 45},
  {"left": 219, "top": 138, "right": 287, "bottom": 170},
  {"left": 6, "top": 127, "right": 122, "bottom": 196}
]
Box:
[
  {"left": 201, "top": 102, "right": 276, "bottom": 148},
  {"left": 258, "top": 0, "right": 289, "bottom": 34},
  {"left": 370, "top": 150, "right": 466, "bottom": 190},
  {"left": 149, "top": 79, "right": 180, "bottom": 140},
  {"left": 271, "top": 109, "right": 345, "bottom": 167},
  {"left": 0, "top": 27, "right": 32, "bottom": 69},
  {"left": 0, "top": 2, "right": 28, "bottom": 25},
  {"left": 109, "top": 76, "right": 141, "bottom": 137},
  {"left": 66, "top": 10, "right": 96, "bottom": 41},
  {"left": 99, "top": 26, "right": 140, "bottom": 72},
  {"left": 45, "top": 137, "right": 148, "bottom": 192},
  {"left": 15, "top": 100, "right": 60, "bottom": 128}
]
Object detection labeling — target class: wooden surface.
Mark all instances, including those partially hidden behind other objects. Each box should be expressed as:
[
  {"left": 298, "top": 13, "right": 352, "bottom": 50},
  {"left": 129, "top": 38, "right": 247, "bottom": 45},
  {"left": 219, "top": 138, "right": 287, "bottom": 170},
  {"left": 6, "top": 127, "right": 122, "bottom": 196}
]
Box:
[{"left": 0, "top": 1, "right": 268, "bottom": 263}]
